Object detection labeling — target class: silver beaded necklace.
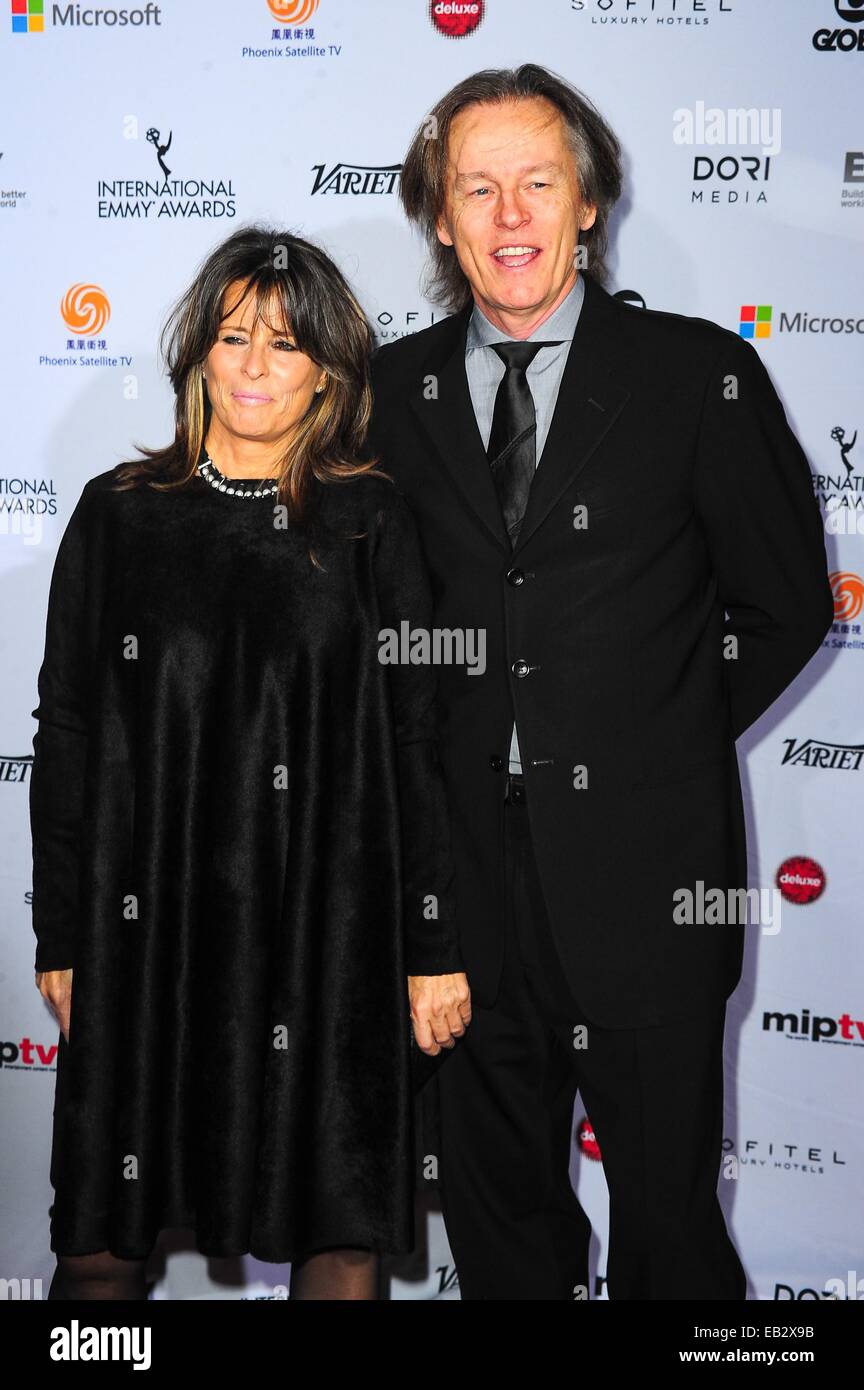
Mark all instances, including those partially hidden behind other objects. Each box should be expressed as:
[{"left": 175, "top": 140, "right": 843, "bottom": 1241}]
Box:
[{"left": 197, "top": 454, "right": 279, "bottom": 499}]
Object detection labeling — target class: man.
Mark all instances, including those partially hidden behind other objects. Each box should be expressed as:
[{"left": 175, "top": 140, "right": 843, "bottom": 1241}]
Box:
[{"left": 368, "top": 64, "right": 833, "bottom": 1300}]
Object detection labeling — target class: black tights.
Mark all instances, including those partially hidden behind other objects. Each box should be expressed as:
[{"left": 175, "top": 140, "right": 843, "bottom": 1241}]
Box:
[
  {"left": 47, "top": 1246, "right": 379, "bottom": 1300},
  {"left": 47, "top": 1250, "right": 149, "bottom": 1301}
]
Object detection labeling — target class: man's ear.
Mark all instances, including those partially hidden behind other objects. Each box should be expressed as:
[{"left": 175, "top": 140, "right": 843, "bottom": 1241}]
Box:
[
  {"left": 580, "top": 203, "right": 598, "bottom": 233},
  {"left": 435, "top": 212, "right": 454, "bottom": 248}
]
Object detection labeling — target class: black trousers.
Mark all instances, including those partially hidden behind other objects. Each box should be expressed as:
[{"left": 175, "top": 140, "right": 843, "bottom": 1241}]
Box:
[{"left": 436, "top": 776, "right": 747, "bottom": 1301}]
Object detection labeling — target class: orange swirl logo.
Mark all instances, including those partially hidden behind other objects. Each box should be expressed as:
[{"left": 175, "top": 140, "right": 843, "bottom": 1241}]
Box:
[
  {"left": 60, "top": 284, "right": 111, "bottom": 336},
  {"left": 267, "top": 0, "right": 319, "bottom": 21},
  {"left": 829, "top": 571, "right": 864, "bottom": 621}
]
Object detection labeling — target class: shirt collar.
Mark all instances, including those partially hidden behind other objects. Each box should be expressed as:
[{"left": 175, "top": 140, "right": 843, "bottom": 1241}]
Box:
[{"left": 466, "top": 272, "right": 585, "bottom": 352}]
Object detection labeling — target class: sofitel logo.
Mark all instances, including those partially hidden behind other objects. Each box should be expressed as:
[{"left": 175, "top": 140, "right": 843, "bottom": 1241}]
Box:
[
  {"left": 570, "top": 0, "right": 733, "bottom": 26},
  {"left": 723, "top": 1135, "right": 847, "bottom": 1174}
]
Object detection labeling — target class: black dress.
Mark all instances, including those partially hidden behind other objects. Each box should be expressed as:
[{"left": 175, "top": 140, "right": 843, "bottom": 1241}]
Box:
[{"left": 30, "top": 458, "right": 462, "bottom": 1261}]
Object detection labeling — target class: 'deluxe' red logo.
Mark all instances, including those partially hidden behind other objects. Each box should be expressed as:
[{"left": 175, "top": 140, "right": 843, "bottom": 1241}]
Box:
[{"left": 429, "top": 0, "right": 484, "bottom": 39}]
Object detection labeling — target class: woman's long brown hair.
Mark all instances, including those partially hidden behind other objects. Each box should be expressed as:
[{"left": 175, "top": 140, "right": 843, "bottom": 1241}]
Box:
[{"left": 112, "top": 223, "right": 387, "bottom": 559}]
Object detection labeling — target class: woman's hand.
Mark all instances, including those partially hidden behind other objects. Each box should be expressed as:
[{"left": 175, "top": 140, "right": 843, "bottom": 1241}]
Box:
[
  {"left": 35, "top": 969, "right": 73, "bottom": 1043},
  {"left": 408, "top": 972, "right": 471, "bottom": 1056}
]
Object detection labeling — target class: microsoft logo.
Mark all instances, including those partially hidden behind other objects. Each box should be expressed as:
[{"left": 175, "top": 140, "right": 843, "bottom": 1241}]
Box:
[
  {"left": 739, "top": 304, "right": 772, "bottom": 339},
  {"left": 11, "top": 0, "right": 44, "bottom": 32}
]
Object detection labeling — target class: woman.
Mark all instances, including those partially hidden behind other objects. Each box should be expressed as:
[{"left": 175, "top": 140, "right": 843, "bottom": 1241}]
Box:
[{"left": 30, "top": 224, "right": 471, "bottom": 1300}]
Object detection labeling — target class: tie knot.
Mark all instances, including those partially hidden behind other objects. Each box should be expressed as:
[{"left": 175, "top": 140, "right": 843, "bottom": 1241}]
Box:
[{"left": 490, "top": 341, "right": 559, "bottom": 373}]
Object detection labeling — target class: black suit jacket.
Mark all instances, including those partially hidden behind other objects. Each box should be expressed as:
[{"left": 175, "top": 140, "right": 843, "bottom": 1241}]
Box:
[{"left": 369, "top": 270, "right": 833, "bottom": 1028}]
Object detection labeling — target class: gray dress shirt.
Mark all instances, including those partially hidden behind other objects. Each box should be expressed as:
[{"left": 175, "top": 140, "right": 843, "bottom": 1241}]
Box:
[{"left": 464, "top": 273, "right": 586, "bottom": 774}]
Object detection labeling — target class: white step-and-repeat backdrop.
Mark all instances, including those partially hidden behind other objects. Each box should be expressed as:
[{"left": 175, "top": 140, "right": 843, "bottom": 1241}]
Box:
[{"left": 1, "top": 0, "right": 862, "bottom": 1300}]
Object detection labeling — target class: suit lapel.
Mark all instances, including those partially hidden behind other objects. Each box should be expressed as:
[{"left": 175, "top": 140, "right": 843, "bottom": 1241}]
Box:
[
  {"left": 514, "top": 273, "right": 631, "bottom": 555},
  {"left": 406, "top": 271, "right": 632, "bottom": 557},
  {"left": 407, "top": 301, "right": 510, "bottom": 553}
]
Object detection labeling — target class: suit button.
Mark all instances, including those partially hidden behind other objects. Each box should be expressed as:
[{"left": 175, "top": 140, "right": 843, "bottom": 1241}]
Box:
[
  {"left": 512, "top": 658, "right": 530, "bottom": 678},
  {"left": 506, "top": 567, "right": 525, "bottom": 586},
  {"left": 489, "top": 755, "right": 504, "bottom": 771}
]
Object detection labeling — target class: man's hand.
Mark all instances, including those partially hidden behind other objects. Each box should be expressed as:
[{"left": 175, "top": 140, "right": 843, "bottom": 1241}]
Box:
[
  {"left": 408, "top": 972, "right": 471, "bottom": 1055},
  {"left": 36, "top": 969, "right": 73, "bottom": 1043}
]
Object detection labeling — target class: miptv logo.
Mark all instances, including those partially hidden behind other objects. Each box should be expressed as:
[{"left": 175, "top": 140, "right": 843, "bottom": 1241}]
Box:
[
  {"left": 60, "top": 284, "right": 111, "bottom": 336},
  {"left": 266, "top": 0, "right": 319, "bottom": 20},
  {"left": 429, "top": 0, "right": 483, "bottom": 39}
]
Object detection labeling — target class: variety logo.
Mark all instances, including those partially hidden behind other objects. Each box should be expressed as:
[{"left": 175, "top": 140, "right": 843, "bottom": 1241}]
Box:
[
  {"left": 813, "top": 0, "right": 864, "bottom": 51},
  {"left": 0, "top": 753, "right": 33, "bottom": 779},
  {"left": 429, "top": 0, "right": 484, "bottom": 38},
  {"left": 310, "top": 162, "right": 401, "bottom": 195},
  {"left": 781, "top": 738, "right": 864, "bottom": 772},
  {"left": 775, "top": 856, "right": 826, "bottom": 905}
]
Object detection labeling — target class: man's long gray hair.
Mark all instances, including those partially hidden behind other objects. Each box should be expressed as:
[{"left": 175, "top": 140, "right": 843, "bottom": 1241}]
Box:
[{"left": 399, "top": 64, "right": 623, "bottom": 313}]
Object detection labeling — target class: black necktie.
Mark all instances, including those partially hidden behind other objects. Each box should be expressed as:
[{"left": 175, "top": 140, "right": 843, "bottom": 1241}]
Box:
[{"left": 486, "top": 341, "right": 561, "bottom": 547}]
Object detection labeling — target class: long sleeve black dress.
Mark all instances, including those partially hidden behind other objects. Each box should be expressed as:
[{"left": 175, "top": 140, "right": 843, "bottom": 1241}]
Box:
[{"left": 29, "top": 458, "right": 463, "bottom": 1261}]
